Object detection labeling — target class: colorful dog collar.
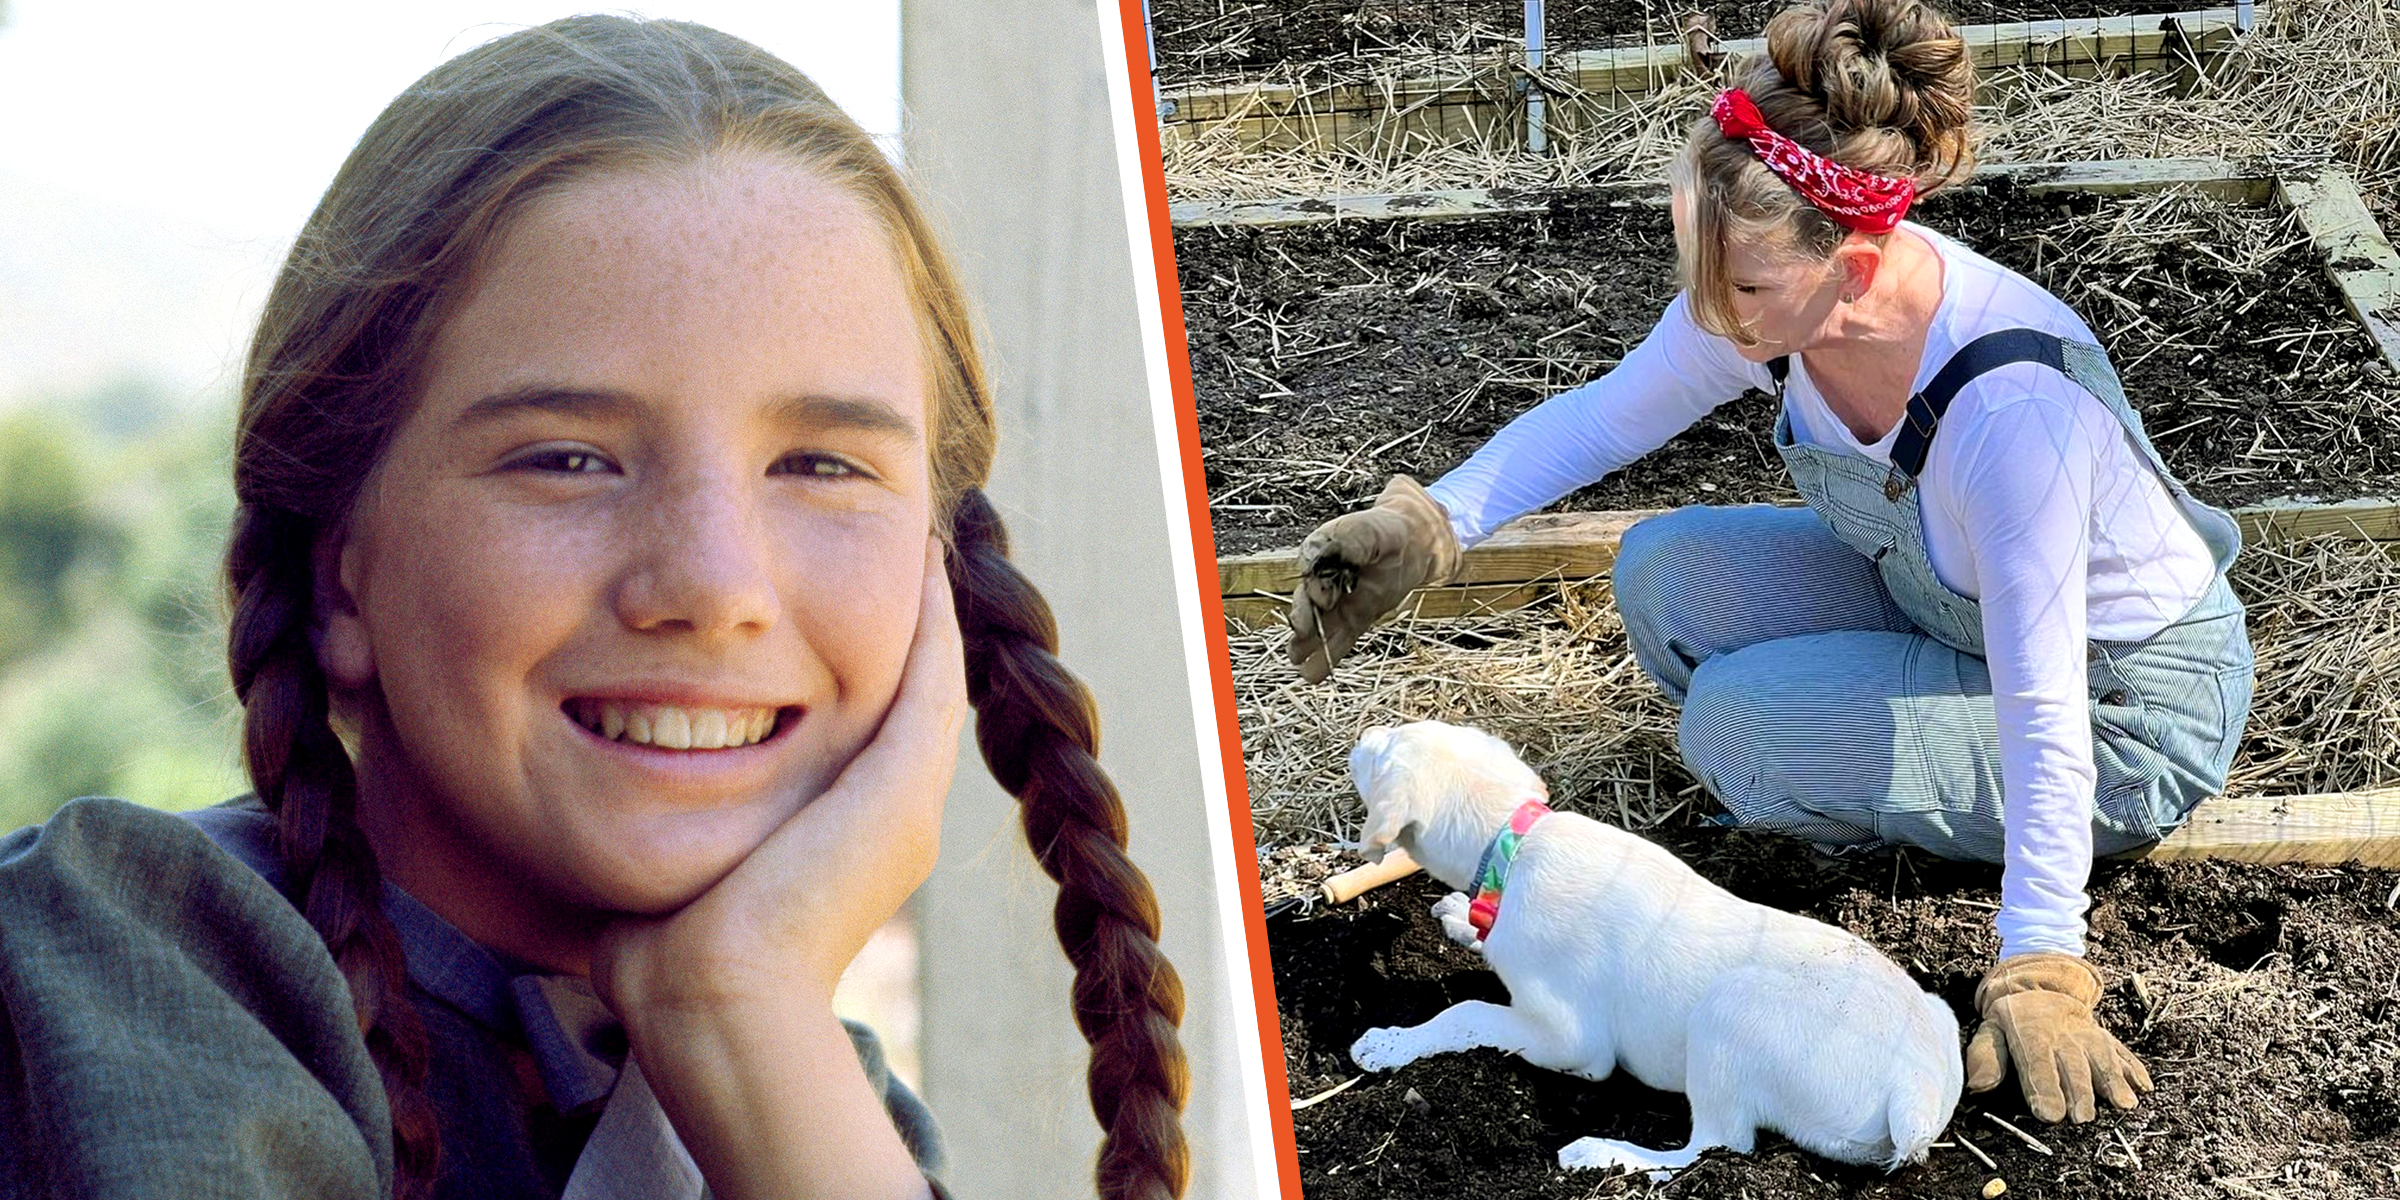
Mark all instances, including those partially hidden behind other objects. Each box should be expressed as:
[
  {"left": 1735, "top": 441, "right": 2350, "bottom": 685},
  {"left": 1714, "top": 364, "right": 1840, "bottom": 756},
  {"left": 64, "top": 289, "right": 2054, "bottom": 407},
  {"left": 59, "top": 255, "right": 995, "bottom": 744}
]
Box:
[{"left": 1466, "top": 798, "right": 1553, "bottom": 941}]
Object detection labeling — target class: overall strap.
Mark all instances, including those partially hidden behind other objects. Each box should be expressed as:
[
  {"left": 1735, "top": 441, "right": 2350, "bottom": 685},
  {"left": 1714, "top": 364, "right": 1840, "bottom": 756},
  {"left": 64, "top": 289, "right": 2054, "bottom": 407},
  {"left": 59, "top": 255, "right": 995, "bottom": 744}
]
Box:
[{"left": 1888, "top": 328, "right": 2066, "bottom": 491}]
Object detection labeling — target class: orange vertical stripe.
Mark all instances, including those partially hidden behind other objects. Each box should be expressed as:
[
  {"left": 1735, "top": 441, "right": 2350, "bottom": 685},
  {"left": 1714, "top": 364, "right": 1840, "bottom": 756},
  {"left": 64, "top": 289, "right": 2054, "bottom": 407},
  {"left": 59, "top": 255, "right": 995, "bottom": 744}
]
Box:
[{"left": 1108, "top": 2, "right": 1302, "bottom": 1195}]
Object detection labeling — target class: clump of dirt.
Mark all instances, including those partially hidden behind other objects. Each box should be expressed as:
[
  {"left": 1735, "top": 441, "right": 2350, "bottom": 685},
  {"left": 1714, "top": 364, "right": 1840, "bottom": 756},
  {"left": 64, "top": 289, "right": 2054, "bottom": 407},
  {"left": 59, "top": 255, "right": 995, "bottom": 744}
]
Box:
[
  {"left": 1272, "top": 830, "right": 2400, "bottom": 1198},
  {"left": 1179, "top": 184, "right": 2400, "bottom": 555},
  {"left": 1150, "top": 0, "right": 2208, "bottom": 83}
]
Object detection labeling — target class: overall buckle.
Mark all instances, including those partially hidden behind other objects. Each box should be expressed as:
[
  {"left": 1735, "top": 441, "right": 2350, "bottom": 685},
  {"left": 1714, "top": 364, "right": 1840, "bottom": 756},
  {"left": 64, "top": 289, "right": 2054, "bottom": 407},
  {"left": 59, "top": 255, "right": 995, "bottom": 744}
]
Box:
[{"left": 1883, "top": 467, "right": 1913, "bottom": 502}]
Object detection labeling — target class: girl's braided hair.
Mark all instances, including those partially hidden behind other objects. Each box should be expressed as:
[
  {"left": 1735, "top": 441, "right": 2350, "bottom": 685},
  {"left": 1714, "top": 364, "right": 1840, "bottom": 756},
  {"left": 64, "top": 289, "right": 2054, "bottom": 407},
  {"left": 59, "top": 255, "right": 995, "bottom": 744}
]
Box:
[{"left": 227, "top": 15, "right": 1188, "bottom": 1199}]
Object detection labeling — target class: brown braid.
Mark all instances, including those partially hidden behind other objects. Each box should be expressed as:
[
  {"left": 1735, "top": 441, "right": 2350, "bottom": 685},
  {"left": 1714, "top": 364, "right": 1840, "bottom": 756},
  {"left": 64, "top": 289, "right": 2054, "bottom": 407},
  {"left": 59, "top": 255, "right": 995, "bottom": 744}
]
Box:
[
  {"left": 224, "top": 505, "right": 441, "bottom": 1198},
  {"left": 945, "top": 489, "right": 1191, "bottom": 1200}
]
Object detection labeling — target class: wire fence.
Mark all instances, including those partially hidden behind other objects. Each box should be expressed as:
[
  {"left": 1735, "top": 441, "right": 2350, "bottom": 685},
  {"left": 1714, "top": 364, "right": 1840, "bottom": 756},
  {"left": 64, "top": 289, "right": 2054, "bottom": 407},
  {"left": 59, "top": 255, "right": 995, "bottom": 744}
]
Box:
[
  {"left": 1147, "top": 0, "right": 2254, "bottom": 85},
  {"left": 1150, "top": 0, "right": 1532, "bottom": 79},
  {"left": 1148, "top": 0, "right": 2256, "bottom": 158}
]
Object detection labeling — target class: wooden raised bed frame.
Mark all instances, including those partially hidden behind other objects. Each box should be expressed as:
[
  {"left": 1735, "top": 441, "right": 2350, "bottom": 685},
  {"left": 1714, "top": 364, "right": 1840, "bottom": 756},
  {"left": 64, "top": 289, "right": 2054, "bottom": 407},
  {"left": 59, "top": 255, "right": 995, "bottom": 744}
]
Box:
[
  {"left": 1218, "top": 498, "right": 2400, "bottom": 625},
  {"left": 1204, "top": 158, "right": 2400, "bottom": 621},
  {"left": 1201, "top": 159, "right": 2400, "bottom": 620},
  {"left": 1197, "top": 158, "right": 2400, "bottom": 625},
  {"left": 1171, "top": 157, "right": 2400, "bottom": 370},
  {"left": 1222, "top": 497, "right": 2400, "bottom": 870},
  {"left": 1168, "top": 156, "right": 2274, "bottom": 226}
]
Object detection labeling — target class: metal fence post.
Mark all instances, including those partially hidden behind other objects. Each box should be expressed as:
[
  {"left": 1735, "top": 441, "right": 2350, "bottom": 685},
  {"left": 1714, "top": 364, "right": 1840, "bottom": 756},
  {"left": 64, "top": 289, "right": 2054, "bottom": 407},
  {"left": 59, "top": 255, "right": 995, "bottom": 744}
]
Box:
[
  {"left": 1146, "top": 0, "right": 1176, "bottom": 120},
  {"left": 1525, "top": 0, "right": 1547, "bottom": 155}
]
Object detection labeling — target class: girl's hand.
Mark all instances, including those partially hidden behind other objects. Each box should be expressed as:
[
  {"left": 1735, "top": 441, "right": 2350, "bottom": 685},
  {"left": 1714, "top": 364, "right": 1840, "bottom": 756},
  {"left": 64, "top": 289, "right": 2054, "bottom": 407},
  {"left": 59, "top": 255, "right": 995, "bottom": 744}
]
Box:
[
  {"left": 585, "top": 537, "right": 961, "bottom": 1200},
  {"left": 592, "top": 534, "right": 967, "bottom": 1014}
]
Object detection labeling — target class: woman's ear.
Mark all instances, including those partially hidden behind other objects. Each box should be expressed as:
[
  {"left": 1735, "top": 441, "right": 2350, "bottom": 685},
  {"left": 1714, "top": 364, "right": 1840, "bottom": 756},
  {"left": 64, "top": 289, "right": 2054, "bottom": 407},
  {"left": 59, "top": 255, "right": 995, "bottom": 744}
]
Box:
[
  {"left": 311, "top": 527, "right": 375, "bottom": 688},
  {"left": 1834, "top": 237, "right": 1884, "bottom": 304}
]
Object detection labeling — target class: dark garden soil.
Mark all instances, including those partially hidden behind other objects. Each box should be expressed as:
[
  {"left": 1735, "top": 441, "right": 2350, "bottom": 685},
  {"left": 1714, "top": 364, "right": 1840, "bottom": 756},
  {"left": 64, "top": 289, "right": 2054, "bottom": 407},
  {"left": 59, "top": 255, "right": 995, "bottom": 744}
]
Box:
[
  {"left": 1271, "top": 830, "right": 2400, "bottom": 1198},
  {"left": 1179, "top": 182, "right": 2400, "bottom": 556},
  {"left": 1151, "top": 0, "right": 2210, "bottom": 82}
]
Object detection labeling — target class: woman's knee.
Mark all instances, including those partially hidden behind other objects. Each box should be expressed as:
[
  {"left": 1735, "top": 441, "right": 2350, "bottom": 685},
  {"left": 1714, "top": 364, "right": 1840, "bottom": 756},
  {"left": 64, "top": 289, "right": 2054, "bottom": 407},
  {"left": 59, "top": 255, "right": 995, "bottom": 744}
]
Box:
[
  {"left": 1680, "top": 641, "right": 1947, "bottom": 850},
  {"left": 1677, "top": 638, "right": 1844, "bottom": 761},
  {"left": 1612, "top": 505, "right": 1721, "bottom": 627},
  {"left": 1614, "top": 505, "right": 1867, "bottom": 642},
  {"left": 1680, "top": 653, "right": 1858, "bottom": 839}
]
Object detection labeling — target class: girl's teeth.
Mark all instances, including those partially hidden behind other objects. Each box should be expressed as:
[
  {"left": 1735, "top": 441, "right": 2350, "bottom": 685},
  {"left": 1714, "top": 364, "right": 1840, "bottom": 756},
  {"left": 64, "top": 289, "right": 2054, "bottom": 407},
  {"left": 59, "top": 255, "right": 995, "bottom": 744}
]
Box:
[
  {"left": 578, "top": 701, "right": 777, "bottom": 749},
  {"left": 653, "top": 708, "right": 692, "bottom": 750}
]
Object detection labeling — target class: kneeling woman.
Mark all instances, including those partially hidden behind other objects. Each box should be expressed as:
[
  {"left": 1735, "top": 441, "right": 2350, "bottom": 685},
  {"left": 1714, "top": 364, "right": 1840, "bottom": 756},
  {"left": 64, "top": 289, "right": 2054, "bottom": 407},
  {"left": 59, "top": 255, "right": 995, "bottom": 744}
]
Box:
[{"left": 1289, "top": 0, "right": 2251, "bottom": 1127}]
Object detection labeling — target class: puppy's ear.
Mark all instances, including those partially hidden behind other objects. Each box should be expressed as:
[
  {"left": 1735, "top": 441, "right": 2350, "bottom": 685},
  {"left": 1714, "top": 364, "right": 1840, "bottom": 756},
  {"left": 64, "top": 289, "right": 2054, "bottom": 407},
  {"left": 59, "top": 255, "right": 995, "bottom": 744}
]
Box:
[{"left": 1360, "top": 804, "right": 1413, "bottom": 863}]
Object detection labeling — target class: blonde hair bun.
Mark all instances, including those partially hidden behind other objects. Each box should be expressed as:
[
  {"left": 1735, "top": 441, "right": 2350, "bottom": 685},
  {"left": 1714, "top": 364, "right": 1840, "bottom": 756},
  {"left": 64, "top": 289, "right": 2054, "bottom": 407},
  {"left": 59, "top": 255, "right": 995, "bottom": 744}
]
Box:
[{"left": 1761, "top": 0, "right": 1976, "bottom": 187}]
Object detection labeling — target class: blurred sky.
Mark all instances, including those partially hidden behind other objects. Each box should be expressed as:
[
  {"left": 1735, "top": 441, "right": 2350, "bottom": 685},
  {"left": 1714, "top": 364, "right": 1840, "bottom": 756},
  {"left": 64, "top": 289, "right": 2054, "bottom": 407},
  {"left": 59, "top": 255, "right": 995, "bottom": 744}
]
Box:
[{"left": 0, "top": 1, "right": 901, "bottom": 409}]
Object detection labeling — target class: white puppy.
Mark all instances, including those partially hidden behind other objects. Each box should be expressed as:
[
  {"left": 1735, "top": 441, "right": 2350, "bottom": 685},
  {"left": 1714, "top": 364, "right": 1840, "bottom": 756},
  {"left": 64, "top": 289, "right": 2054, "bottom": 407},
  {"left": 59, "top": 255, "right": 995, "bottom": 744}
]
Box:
[{"left": 1345, "top": 720, "right": 1961, "bottom": 1177}]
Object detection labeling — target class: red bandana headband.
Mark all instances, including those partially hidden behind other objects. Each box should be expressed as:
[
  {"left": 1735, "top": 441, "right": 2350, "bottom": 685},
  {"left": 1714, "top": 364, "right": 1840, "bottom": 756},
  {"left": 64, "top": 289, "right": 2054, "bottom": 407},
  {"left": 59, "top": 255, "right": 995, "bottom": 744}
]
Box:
[{"left": 1710, "top": 88, "right": 1915, "bottom": 235}]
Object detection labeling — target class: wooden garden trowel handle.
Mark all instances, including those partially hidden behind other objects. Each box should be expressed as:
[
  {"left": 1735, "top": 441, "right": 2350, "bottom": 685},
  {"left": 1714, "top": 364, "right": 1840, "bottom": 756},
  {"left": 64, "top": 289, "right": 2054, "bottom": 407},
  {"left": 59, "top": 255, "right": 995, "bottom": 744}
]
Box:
[{"left": 1320, "top": 850, "right": 1423, "bottom": 904}]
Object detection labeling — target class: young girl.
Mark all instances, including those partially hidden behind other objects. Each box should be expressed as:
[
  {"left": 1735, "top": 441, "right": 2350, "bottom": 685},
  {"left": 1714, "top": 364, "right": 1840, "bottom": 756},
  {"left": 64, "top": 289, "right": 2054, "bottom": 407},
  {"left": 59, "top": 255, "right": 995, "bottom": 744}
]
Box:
[
  {"left": 1290, "top": 0, "right": 2250, "bottom": 1131},
  {"left": 0, "top": 16, "right": 1186, "bottom": 1200}
]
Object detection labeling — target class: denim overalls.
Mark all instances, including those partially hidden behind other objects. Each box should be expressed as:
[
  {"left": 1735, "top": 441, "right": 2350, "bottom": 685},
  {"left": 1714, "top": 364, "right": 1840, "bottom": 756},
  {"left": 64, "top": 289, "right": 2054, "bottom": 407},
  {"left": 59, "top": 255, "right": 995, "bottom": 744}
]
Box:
[{"left": 1612, "top": 329, "right": 2255, "bottom": 860}]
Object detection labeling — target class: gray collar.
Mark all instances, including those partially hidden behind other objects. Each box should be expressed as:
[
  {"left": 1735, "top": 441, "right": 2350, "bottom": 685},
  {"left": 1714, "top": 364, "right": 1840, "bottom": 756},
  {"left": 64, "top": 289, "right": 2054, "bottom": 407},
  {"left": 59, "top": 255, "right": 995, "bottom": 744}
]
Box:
[{"left": 182, "top": 798, "right": 701, "bottom": 1200}]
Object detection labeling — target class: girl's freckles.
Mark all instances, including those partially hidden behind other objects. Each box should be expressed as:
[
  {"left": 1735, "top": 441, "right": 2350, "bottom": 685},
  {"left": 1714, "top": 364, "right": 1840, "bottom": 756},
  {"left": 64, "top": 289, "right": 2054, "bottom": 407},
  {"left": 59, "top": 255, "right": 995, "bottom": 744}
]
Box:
[{"left": 335, "top": 158, "right": 935, "bottom": 940}]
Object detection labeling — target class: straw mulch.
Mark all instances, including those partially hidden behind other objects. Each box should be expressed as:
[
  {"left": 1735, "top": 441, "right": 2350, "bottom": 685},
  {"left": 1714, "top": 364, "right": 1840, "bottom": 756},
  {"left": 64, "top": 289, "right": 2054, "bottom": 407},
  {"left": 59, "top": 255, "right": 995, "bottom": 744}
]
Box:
[
  {"left": 1235, "top": 532, "right": 2400, "bottom": 878},
  {"left": 1981, "top": 0, "right": 2400, "bottom": 213},
  {"left": 1163, "top": 0, "right": 2400, "bottom": 227}
]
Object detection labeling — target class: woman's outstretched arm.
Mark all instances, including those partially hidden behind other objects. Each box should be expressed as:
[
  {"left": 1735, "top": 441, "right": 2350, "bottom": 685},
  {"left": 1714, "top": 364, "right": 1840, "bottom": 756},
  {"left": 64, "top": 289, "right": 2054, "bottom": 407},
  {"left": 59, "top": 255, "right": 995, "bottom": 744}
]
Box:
[
  {"left": 1426, "top": 294, "right": 1763, "bottom": 547},
  {"left": 1947, "top": 385, "right": 2108, "bottom": 959}
]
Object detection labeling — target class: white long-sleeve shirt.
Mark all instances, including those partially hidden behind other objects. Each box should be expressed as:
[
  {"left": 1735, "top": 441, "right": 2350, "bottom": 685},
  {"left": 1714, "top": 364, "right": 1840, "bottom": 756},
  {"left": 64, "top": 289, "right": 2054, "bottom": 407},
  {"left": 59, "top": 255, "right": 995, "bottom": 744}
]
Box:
[{"left": 1427, "top": 221, "right": 2217, "bottom": 958}]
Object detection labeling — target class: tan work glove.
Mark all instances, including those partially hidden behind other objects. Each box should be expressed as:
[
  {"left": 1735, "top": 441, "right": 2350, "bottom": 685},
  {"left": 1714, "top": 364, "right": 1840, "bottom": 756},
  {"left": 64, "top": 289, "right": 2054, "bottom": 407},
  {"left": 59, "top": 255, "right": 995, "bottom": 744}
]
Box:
[
  {"left": 1288, "top": 475, "right": 1462, "bottom": 683},
  {"left": 1965, "top": 952, "right": 2154, "bottom": 1123}
]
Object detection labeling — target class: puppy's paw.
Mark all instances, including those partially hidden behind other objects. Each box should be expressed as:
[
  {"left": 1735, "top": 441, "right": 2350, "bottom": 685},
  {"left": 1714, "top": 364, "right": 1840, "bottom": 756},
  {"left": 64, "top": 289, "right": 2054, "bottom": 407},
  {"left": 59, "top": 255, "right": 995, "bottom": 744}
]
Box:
[
  {"left": 1557, "top": 1137, "right": 1678, "bottom": 1182},
  {"left": 1349, "top": 1026, "right": 1419, "bottom": 1072},
  {"left": 1432, "top": 892, "right": 1481, "bottom": 948}
]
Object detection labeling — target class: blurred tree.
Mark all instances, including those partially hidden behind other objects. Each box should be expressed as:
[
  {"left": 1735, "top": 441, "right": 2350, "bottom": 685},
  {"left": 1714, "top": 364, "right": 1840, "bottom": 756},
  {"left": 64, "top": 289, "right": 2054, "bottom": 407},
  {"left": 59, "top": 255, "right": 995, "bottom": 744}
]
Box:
[
  {"left": 0, "top": 412, "right": 118, "bottom": 670},
  {"left": 0, "top": 389, "right": 244, "bottom": 831},
  {"left": 99, "top": 415, "right": 236, "bottom": 715},
  {"left": 0, "top": 609, "right": 241, "bottom": 831}
]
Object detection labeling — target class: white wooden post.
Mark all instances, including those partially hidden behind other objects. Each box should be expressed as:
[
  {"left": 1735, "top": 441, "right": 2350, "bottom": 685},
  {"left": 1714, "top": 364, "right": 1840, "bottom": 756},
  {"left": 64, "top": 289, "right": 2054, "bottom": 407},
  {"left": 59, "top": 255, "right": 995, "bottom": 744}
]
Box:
[{"left": 900, "top": 2, "right": 1252, "bottom": 1197}]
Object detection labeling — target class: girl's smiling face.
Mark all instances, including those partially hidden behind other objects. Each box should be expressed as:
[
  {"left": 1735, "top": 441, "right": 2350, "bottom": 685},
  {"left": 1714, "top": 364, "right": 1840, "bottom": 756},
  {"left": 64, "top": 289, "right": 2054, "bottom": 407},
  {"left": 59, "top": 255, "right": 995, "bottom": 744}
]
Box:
[{"left": 319, "top": 157, "right": 933, "bottom": 962}]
